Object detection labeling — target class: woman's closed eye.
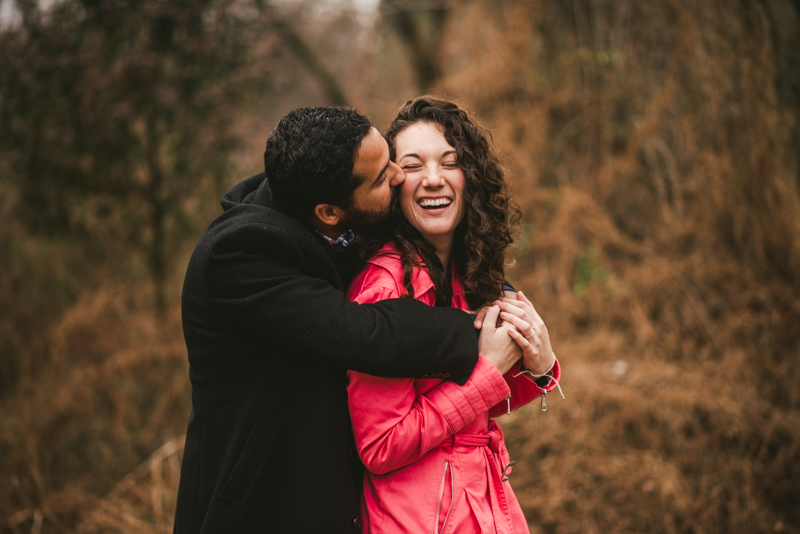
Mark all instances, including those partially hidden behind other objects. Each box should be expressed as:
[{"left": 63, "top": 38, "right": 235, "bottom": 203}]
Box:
[{"left": 403, "top": 162, "right": 457, "bottom": 171}]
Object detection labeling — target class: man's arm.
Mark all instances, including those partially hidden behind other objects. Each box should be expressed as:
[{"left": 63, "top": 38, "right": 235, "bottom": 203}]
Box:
[{"left": 204, "top": 221, "right": 479, "bottom": 383}]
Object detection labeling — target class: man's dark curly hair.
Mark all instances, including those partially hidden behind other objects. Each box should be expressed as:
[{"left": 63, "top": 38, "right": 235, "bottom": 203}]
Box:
[
  {"left": 361, "top": 96, "right": 520, "bottom": 311},
  {"left": 264, "top": 106, "right": 373, "bottom": 222}
]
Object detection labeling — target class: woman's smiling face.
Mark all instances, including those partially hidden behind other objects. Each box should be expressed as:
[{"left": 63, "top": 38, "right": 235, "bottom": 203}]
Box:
[{"left": 394, "top": 122, "right": 466, "bottom": 253}]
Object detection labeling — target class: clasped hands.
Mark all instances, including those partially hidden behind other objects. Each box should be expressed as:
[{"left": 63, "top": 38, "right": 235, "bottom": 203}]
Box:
[{"left": 474, "top": 291, "right": 555, "bottom": 377}]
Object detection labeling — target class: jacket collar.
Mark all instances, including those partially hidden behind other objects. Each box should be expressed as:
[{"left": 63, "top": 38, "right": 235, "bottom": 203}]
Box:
[{"left": 367, "top": 242, "right": 467, "bottom": 308}]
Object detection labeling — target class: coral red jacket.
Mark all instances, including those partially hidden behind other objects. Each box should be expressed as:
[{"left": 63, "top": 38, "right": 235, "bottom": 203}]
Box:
[{"left": 347, "top": 243, "right": 561, "bottom": 533}]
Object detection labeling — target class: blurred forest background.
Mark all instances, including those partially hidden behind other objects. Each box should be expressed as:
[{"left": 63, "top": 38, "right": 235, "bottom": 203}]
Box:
[{"left": 1, "top": 0, "right": 799, "bottom": 532}]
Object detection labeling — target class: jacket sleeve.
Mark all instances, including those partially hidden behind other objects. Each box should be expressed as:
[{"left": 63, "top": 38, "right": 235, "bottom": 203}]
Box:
[
  {"left": 202, "top": 221, "right": 478, "bottom": 383},
  {"left": 347, "top": 274, "right": 510, "bottom": 475},
  {"left": 348, "top": 357, "right": 509, "bottom": 475},
  {"left": 488, "top": 357, "right": 562, "bottom": 417}
]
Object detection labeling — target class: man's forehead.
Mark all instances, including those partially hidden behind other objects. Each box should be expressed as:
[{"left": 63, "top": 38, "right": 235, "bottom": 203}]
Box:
[{"left": 357, "top": 127, "right": 387, "bottom": 154}]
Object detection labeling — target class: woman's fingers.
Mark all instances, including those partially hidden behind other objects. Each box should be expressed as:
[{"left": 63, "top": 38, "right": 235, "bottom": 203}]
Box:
[
  {"left": 484, "top": 292, "right": 556, "bottom": 375},
  {"left": 499, "top": 310, "right": 534, "bottom": 338},
  {"left": 507, "top": 324, "right": 538, "bottom": 357},
  {"left": 497, "top": 300, "right": 535, "bottom": 329},
  {"left": 507, "top": 326, "right": 533, "bottom": 351},
  {"left": 516, "top": 290, "right": 535, "bottom": 312},
  {"left": 508, "top": 327, "right": 547, "bottom": 372},
  {"left": 502, "top": 291, "right": 546, "bottom": 327},
  {"left": 517, "top": 291, "right": 541, "bottom": 321},
  {"left": 506, "top": 317, "right": 555, "bottom": 375},
  {"left": 483, "top": 289, "right": 546, "bottom": 336}
]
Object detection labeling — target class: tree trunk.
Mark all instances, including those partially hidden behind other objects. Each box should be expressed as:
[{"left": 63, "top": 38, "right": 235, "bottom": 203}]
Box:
[
  {"left": 381, "top": 0, "right": 448, "bottom": 92},
  {"left": 271, "top": 16, "right": 349, "bottom": 106}
]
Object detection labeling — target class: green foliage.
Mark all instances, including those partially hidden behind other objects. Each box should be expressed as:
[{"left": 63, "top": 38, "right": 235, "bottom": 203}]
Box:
[{"left": 572, "top": 247, "right": 609, "bottom": 296}]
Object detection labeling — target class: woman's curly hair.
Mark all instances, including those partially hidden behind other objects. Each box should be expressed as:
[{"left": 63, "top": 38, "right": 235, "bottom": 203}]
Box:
[{"left": 360, "top": 95, "right": 521, "bottom": 311}]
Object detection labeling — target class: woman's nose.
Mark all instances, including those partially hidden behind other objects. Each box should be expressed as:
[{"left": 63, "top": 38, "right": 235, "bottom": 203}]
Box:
[{"left": 422, "top": 166, "right": 444, "bottom": 187}]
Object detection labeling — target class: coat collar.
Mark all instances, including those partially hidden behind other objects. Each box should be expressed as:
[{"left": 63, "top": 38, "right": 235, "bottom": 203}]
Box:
[
  {"left": 220, "top": 172, "right": 274, "bottom": 211},
  {"left": 367, "top": 241, "right": 467, "bottom": 309}
]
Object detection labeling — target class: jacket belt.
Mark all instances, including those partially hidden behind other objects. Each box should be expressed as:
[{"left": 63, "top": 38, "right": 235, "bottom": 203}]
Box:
[
  {"left": 439, "top": 432, "right": 500, "bottom": 453},
  {"left": 438, "top": 420, "right": 504, "bottom": 453}
]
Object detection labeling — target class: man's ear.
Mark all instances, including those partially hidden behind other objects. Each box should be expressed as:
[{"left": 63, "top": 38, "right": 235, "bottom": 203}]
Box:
[{"left": 313, "top": 203, "right": 345, "bottom": 229}]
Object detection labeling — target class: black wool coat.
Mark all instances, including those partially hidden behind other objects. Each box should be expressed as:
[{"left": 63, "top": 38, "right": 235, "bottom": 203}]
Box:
[{"left": 174, "top": 174, "right": 479, "bottom": 534}]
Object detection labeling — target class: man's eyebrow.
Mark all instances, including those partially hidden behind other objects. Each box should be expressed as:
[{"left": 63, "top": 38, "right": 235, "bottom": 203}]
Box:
[{"left": 370, "top": 160, "right": 391, "bottom": 188}]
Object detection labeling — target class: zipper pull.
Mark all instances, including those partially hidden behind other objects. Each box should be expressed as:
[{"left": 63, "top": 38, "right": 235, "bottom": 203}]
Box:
[
  {"left": 505, "top": 395, "right": 512, "bottom": 415},
  {"left": 541, "top": 390, "right": 548, "bottom": 412}
]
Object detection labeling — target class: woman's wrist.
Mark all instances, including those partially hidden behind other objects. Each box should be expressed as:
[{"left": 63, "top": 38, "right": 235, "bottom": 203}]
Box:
[
  {"left": 514, "top": 357, "right": 555, "bottom": 388},
  {"left": 521, "top": 352, "right": 556, "bottom": 377}
]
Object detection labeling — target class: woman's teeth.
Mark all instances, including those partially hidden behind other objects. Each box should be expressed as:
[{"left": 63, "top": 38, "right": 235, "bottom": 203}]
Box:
[{"left": 418, "top": 198, "right": 452, "bottom": 208}]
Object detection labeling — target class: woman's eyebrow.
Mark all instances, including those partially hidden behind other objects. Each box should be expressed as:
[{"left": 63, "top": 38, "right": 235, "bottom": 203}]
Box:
[{"left": 399, "top": 150, "right": 456, "bottom": 159}]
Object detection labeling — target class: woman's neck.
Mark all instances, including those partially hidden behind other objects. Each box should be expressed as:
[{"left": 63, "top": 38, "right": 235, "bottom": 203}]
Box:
[{"left": 426, "top": 234, "right": 453, "bottom": 267}]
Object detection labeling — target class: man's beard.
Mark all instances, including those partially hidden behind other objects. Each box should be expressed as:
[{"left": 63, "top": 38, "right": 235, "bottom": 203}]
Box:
[{"left": 340, "top": 187, "right": 398, "bottom": 227}]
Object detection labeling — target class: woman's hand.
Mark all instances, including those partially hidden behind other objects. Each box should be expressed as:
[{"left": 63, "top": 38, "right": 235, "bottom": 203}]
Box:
[{"left": 497, "top": 291, "right": 555, "bottom": 375}]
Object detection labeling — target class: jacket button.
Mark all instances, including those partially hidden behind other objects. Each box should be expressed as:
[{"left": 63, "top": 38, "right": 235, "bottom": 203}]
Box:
[
  {"left": 353, "top": 516, "right": 362, "bottom": 530},
  {"left": 442, "top": 372, "right": 450, "bottom": 378}
]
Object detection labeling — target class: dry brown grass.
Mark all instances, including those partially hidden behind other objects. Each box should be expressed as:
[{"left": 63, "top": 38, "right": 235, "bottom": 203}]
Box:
[
  {"left": 1, "top": 282, "right": 189, "bottom": 533},
  {"left": 439, "top": 0, "right": 800, "bottom": 532}
]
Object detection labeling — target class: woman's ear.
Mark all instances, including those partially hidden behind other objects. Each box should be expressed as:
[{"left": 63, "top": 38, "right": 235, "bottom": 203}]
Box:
[{"left": 313, "top": 203, "right": 345, "bottom": 229}]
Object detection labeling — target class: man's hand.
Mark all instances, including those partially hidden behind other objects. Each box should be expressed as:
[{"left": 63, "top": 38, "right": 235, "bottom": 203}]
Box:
[
  {"left": 477, "top": 305, "right": 522, "bottom": 375},
  {"left": 473, "top": 290, "right": 517, "bottom": 330}
]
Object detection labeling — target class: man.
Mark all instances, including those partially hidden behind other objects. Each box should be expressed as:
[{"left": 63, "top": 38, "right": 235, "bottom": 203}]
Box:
[{"left": 174, "top": 107, "right": 521, "bottom": 533}]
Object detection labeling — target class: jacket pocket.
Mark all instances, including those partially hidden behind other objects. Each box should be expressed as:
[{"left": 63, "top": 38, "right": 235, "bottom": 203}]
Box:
[
  {"left": 434, "top": 461, "right": 454, "bottom": 534},
  {"left": 218, "top": 405, "right": 285, "bottom": 505}
]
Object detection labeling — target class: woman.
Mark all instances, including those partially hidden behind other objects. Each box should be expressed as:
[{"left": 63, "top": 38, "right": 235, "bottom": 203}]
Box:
[{"left": 347, "top": 96, "right": 562, "bottom": 533}]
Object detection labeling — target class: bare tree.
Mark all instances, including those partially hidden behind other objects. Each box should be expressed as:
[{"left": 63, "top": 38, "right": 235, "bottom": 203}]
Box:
[{"left": 381, "top": 0, "right": 448, "bottom": 92}]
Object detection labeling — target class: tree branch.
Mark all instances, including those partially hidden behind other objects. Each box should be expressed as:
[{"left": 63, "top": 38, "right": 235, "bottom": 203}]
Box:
[{"left": 270, "top": 16, "right": 348, "bottom": 106}]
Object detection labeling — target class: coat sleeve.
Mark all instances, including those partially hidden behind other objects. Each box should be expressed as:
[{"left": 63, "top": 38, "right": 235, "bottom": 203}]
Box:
[
  {"left": 346, "top": 270, "right": 510, "bottom": 475},
  {"left": 347, "top": 358, "right": 510, "bottom": 475},
  {"left": 488, "top": 357, "right": 562, "bottom": 417},
  {"left": 202, "top": 221, "right": 478, "bottom": 383}
]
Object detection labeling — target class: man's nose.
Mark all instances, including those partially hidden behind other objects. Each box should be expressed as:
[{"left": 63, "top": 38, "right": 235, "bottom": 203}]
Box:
[{"left": 388, "top": 162, "right": 405, "bottom": 187}]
